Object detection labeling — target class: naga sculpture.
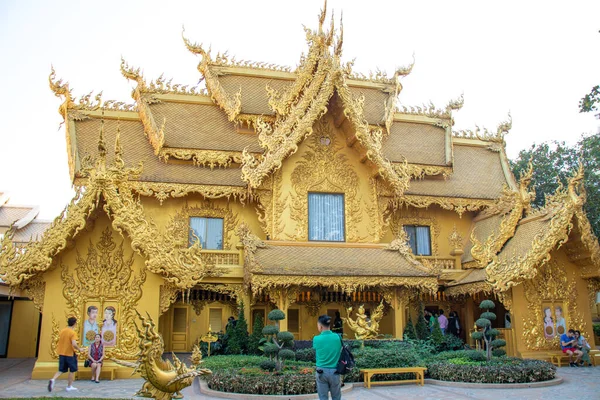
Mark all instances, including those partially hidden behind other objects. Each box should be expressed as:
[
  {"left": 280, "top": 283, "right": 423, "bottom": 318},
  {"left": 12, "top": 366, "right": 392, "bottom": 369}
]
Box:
[
  {"left": 342, "top": 300, "right": 385, "bottom": 340},
  {"left": 113, "top": 311, "right": 211, "bottom": 400}
]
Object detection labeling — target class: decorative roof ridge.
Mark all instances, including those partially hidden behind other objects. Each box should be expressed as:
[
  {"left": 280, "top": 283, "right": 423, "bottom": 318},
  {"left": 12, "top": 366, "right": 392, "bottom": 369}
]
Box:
[
  {"left": 0, "top": 125, "right": 221, "bottom": 290},
  {"left": 49, "top": 66, "right": 137, "bottom": 122},
  {"left": 182, "top": 29, "right": 242, "bottom": 122},
  {"left": 120, "top": 57, "right": 208, "bottom": 97},
  {"left": 396, "top": 94, "right": 464, "bottom": 121},
  {"left": 469, "top": 162, "right": 534, "bottom": 267},
  {"left": 452, "top": 112, "right": 512, "bottom": 148},
  {"left": 485, "top": 164, "right": 597, "bottom": 291}
]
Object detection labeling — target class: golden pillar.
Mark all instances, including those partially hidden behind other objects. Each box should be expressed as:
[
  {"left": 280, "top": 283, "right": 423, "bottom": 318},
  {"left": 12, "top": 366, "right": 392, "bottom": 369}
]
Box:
[
  {"left": 268, "top": 287, "right": 298, "bottom": 333},
  {"left": 392, "top": 288, "right": 407, "bottom": 339}
]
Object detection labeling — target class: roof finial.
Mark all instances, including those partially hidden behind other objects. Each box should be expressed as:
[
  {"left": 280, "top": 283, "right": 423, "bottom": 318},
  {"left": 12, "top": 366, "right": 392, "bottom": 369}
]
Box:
[
  {"left": 568, "top": 161, "right": 586, "bottom": 205},
  {"left": 114, "top": 118, "right": 124, "bottom": 168},
  {"left": 98, "top": 116, "right": 107, "bottom": 158},
  {"left": 182, "top": 25, "right": 209, "bottom": 60},
  {"left": 120, "top": 57, "right": 144, "bottom": 85},
  {"left": 318, "top": 0, "right": 327, "bottom": 35},
  {"left": 394, "top": 53, "right": 416, "bottom": 78},
  {"left": 334, "top": 11, "right": 344, "bottom": 56},
  {"left": 496, "top": 111, "right": 512, "bottom": 137}
]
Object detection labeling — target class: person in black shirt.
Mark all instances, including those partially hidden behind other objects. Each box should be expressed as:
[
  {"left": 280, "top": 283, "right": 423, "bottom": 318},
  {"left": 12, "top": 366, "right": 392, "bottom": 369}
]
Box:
[{"left": 332, "top": 311, "right": 343, "bottom": 336}]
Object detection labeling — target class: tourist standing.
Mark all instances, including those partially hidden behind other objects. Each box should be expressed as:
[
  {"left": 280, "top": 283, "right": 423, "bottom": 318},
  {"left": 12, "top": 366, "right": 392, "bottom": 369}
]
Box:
[
  {"left": 560, "top": 329, "right": 583, "bottom": 367},
  {"left": 448, "top": 311, "right": 461, "bottom": 336},
  {"left": 438, "top": 310, "right": 448, "bottom": 335},
  {"left": 313, "top": 315, "right": 342, "bottom": 400},
  {"left": 332, "top": 311, "right": 344, "bottom": 336},
  {"left": 48, "top": 317, "right": 82, "bottom": 392}
]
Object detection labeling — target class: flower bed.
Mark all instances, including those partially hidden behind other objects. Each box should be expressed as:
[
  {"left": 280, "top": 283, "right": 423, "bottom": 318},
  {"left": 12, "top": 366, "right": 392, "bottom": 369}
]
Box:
[
  {"left": 207, "top": 368, "right": 316, "bottom": 395},
  {"left": 427, "top": 358, "right": 556, "bottom": 383}
]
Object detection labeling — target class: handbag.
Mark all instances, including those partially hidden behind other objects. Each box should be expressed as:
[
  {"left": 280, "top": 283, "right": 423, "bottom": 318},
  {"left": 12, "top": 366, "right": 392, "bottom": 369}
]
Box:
[
  {"left": 84, "top": 359, "right": 90, "bottom": 368},
  {"left": 335, "top": 335, "right": 355, "bottom": 375}
]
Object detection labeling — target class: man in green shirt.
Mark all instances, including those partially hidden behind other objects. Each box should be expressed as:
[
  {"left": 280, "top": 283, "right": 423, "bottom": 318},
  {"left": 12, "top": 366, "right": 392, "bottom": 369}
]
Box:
[{"left": 313, "top": 315, "right": 342, "bottom": 400}]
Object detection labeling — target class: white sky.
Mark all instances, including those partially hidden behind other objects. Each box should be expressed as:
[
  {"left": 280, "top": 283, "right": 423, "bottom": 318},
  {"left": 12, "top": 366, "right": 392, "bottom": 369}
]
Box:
[{"left": 0, "top": 0, "right": 598, "bottom": 218}]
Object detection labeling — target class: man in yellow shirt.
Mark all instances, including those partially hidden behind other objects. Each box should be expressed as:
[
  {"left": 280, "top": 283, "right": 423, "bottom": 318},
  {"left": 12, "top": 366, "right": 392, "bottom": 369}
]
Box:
[{"left": 48, "top": 317, "right": 82, "bottom": 392}]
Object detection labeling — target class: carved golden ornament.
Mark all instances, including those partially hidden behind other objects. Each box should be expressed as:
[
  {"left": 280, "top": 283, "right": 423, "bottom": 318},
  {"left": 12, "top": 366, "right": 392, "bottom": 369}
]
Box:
[
  {"left": 49, "top": 66, "right": 137, "bottom": 122},
  {"left": 342, "top": 301, "right": 385, "bottom": 340},
  {"left": 86, "top": 330, "right": 97, "bottom": 342},
  {"left": 128, "top": 181, "right": 251, "bottom": 206},
  {"left": 385, "top": 229, "right": 415, "bottom": 259},
  {"left": 255, "top": 169, "right": 288, "bottom": 240},
  {"left": 168, "top": 202, "right": 239, "bottom": 250},
  {"left": 18, "top": 275, "right": 45, "bottom": 312},
  {"left": 267, "top": 287, "right": 300, "bottom": 311},
  {"left": 195, "top": 283, "right": 245, "bottom": 304},
  {"left": 158, "top": 148, "right": 245, "bottom": 169},
  {"left": 60, "top": 226, "right": 146, "bottom": 359},
  {"left": 448, "top": 224, "right": 464, "bottom": 252},
  {"left": 50, "top": 314, "right": 60, "bottom": 359},
  {"left": 288, "top": 117, "right": 366, "bottom": 241},
  {"left": 112, "top": 311, "right": 211, "bottom": 400},
  {"left": 587, "top": 279, "right": 600, "bottom": 311},
  {"left": 159, "top": 283, "right": 180, "bottom": 316},
  {"left": 250, "top": 274, "right": 438, "bottom": 297},
  {"left": 182, "top": 30, "right": 242, "bottom": 122},
  {"left": 496, "top": 289, "right": 513, "bottom": 312},
  {"left": 237, "top": 223, "right": 267, "bottom": 286},
  {"left": 386, "top": 193, "right": 494, "bottom": 217},
  {"left": 366, "top": 182, "right": 391, "bottom": 242},
  {"left": 1, "top": 125, "right": 222, "bottom": 291},
  {"left": 405, "top": 164, "right": 453, "bottom": 179},
  {"left": 486, "top": 165, "right": 599, "bottom": 292},
  {"left": 389, "top": 210, "right": 440, "bottom": 256},
  {"left": 120, "top": 58, "right": 207, "bottom": 96},
  {"left": 453, "top": 112, "right": 512, "bottom": 149},
  {"left": 521, "top": 260, "right": 587, "bottom": 351},
  {"left": 444, "top": 281, "right": 492, "bottom": 298}
]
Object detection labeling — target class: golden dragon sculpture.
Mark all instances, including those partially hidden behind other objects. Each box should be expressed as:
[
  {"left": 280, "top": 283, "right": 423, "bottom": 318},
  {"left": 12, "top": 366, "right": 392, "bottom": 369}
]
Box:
[
  {"left": 112, "top": 311, "right": 211, "bottom": 400},
  {"left": 342, "top": 300, "right": 385, "bottom": 340}
]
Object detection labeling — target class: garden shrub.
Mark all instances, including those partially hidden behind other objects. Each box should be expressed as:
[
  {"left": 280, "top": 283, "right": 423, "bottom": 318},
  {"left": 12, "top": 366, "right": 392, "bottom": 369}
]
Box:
[
  {"left": 260, "top": 359, "right": 276, "bottom": 371},
  {"left": 198, "top": 355, "right": 312, "bottom": 372},
  {"left": 415, "top": 306, "right": 429, "bottom": 340},
  {"left": 208, "top": 370, "right": 316, "bottom": 395},
  {"left": 226, "top": 301, "right": 248, "bottom": 355},
  {"left": 428, "top": 358, "right": 556, "bottom": 383},
  {"left": 248, "top": 313, "right": 264, "bottom": 355},
  {"left": 345, "top": 345, "right": 424, "bottom": 382},
  {"left": 403, "top": 314, "right": 417, "bottom": 340},
  {"left": 295, "top": 347, "right": 316, "bottom": 362},
  {"left": 593, "top": 323, "right": 600, "bottom": 337}
]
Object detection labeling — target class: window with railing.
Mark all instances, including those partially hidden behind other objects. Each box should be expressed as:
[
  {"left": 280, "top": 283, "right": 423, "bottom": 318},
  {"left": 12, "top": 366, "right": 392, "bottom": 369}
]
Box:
[
  {"left": 403, "top": 225, "right": 432, "bottom": 256},
  {"left": 189, "top": 217, "right": 224, "bottom": 249},
  {"left": 308, "top": 193, "right": 345, "bottom": 241}
]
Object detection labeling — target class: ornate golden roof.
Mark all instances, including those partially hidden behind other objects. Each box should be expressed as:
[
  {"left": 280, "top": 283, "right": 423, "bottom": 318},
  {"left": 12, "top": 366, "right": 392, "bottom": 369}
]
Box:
[
  {"left": 0, "top": 127, "right": 221, "bottom": 290},
  {"left": 486, "top": 165, "right": 600, "bottom": 291}
]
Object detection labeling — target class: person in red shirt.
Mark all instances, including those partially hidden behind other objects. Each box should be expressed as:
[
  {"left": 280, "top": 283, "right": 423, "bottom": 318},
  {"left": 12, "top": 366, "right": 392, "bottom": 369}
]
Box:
[{"left": 48, "top": 317, "right": 82, "bottom": 392}]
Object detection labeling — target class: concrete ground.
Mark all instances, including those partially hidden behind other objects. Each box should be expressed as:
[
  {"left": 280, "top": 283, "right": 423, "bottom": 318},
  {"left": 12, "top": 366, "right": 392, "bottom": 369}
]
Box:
[{"left": 1, "top": 358, "right": 598, "bottom": 399}]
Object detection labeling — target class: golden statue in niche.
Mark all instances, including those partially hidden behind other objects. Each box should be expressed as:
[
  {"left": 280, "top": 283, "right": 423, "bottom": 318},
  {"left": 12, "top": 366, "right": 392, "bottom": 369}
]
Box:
[
  {"left": 342, "top": 300, "right": 385, "bottom": 340},
  {"left": 112, "top": 311, "right": 211, "bottom": 400}
]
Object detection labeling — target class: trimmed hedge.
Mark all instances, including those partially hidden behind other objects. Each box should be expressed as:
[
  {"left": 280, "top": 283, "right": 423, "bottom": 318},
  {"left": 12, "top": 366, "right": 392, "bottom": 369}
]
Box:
[
  {"left": 208, "top": 370, "right": 316, "bottom": 395},
  {"left": 428, "top": 358, "right": 556, "bottom": 383},
  {"left": 199, "top": 355, "right": 311, "bottom": 372}
]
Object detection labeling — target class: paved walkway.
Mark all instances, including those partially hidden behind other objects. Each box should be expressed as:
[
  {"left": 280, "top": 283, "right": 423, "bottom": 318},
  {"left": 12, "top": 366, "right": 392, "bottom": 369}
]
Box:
[{"left": 0, "top": 358, "right": 598, "bottom": 399}]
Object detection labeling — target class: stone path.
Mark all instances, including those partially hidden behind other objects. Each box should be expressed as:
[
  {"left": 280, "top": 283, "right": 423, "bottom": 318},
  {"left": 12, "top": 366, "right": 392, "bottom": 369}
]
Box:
[{"left": 1, "top": 358, "right": 598, "bottom": 399}]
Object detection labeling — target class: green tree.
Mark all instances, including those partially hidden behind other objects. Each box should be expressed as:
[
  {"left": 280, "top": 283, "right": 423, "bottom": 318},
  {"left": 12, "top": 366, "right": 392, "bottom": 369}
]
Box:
[
  {"left": 262, "top": 309, "right": 295, "bottom": 371},
  {"left": 415, "top": 305, "right": 429, "bottom": 340},
  {"left": 430, "top": 317, "right": 444, "bottom": 349},
  {"left": 511, "top": 133, "right": 600, "bottom": 238},
  {"left": 471, "top": 300, "right": 505, "bottom": 361},
  {"left": 580, "top": 85, "right": 600, "bottom": 118},
  {"left": 248, "top": 313, "right": 264, "bottom": 355},
  {"left": 226, "top": 302, "right": 248, "bottom": 354},
  {"left": 403, "top": 314, "right": 417, "bottom": 340}
]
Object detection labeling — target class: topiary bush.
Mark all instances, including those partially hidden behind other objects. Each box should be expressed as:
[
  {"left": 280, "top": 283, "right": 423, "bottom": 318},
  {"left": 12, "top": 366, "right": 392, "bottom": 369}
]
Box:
[
  {"left": 226, "top": 301, "right": 248, "bottom": 355},
  {"left": 427, "top": 358, "right": 556, "bottom": 383},
  {"left": 260, "top": 359, "right": 276, "bottom": 371},
  {"left": 471, "top": 300, "right": 505, "bottom": 361},
  {"left": 295, "top": 348, "right": 316, "bottom": 362},
  {"left": 262, "top": 309, "right": 295, "bottom": 371},
  {"left": 415, "top": 305, "right": 429, "bottom": 340}
]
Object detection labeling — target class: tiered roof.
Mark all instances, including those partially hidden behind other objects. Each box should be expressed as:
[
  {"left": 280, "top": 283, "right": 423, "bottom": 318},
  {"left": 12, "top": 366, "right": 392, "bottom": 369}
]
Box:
[{"left": 47, "top": 3, "right": 515, "bottom": 210}]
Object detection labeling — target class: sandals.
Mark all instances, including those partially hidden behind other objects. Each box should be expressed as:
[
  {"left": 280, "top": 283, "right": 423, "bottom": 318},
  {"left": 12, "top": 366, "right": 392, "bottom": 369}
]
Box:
[{"left": 95, "top": 380, "right": 100, "bottom": 383}]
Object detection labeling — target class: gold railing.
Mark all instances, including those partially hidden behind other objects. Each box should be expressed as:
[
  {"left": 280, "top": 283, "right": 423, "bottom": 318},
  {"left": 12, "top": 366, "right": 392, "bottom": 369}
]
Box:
[
  {"left": 416, "top": 256, "right": 457, "bottom": 270},
  {"left": 199, "top": 250, "right": 243, "bottom": 266}
]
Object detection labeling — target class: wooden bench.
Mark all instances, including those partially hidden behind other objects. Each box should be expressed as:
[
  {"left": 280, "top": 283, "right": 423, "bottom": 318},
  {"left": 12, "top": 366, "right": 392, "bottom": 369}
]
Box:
[
  {"left": 548, "top": 350, "right": 598, "bottom": 367},
  {"left": 76, "top": 366, "right": 117, "bottom": 381},
  {"left": 361, "top": 367, "right": 427, "bottom": 388}
]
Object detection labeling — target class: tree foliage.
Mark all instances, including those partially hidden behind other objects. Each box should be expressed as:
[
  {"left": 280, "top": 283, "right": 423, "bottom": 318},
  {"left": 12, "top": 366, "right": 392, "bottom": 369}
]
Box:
[
  {"left": 226, "top": 302, "right": 248, "bottom": 355},
  {"left": 403, "top": 314, "right": 418, "bottom": 340},
  {"left": 248, "top": 313, "right": 264, "bottom": 355},
  {"left": 511, "top": 133, "right": 600, "bottom": 238},
  {"left": 415, "top": 305, "right": 429, "bottom": 340},
  {"left": 471, "top": 300, "right": 504, "bottom": 361},
  {"left": 580, "top": 84, "right": 600, "bottom": 118}
]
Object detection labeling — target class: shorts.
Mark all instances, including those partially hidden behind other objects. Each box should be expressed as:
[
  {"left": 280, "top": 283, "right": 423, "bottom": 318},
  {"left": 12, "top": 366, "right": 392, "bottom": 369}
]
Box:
[
  {"left": 562, "top": 347, "right": 577, "bottom": 354},
  {"left": 58, "top": 355, "right": 78, "bottom": 373}
]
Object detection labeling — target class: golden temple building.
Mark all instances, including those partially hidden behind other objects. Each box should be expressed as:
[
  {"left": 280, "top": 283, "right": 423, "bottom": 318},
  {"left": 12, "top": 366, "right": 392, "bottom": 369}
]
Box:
[{"left": 1, "top": 5, "right": 599, "bottom": 378}]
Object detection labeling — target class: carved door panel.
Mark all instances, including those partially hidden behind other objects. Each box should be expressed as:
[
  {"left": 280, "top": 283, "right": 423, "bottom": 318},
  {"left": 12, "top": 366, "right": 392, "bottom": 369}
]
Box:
[{"left": 171, "top": 306, "right": 189, "bottom": 352}]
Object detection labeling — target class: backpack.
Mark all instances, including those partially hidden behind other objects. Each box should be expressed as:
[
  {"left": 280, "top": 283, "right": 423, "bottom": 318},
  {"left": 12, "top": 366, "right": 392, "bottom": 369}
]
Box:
[{"left": 335, "top": 335, "right": 355, "bottom": 375}]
